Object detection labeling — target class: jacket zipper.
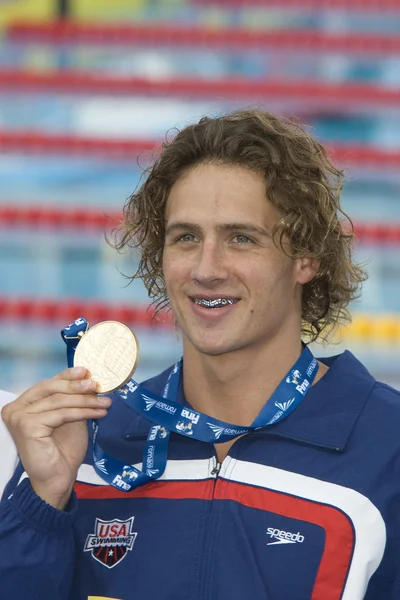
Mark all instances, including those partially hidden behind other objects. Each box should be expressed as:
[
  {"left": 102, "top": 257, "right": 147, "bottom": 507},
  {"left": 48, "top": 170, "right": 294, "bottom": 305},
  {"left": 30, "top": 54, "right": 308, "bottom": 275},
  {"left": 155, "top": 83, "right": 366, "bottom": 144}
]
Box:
[
  {"left": 210, "top": 461, "right": 221, "bottom": 477},
  {"left": 196, "top": 457, "right": 223, "bottom": 600}
]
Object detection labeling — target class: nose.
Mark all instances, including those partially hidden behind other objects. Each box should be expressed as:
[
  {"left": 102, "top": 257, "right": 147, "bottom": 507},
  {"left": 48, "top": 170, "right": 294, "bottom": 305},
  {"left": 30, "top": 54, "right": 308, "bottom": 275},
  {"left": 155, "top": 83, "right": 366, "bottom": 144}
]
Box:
[{"left": 190, "top": 240, "right": 229, "bottom": 285}]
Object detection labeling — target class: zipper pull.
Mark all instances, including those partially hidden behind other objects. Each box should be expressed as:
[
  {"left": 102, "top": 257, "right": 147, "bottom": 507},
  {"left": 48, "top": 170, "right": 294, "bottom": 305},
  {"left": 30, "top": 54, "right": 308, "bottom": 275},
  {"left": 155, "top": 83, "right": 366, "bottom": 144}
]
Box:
[{"left": 211, "top": 462, "right": 221, "bottom": 476}]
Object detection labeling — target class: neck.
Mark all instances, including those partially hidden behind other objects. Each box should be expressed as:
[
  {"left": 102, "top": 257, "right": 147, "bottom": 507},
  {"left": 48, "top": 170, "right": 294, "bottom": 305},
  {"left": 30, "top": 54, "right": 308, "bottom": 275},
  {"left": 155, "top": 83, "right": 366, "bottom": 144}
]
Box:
[{"left": 182, "top": 335, "right": 305, "bottom": 427}]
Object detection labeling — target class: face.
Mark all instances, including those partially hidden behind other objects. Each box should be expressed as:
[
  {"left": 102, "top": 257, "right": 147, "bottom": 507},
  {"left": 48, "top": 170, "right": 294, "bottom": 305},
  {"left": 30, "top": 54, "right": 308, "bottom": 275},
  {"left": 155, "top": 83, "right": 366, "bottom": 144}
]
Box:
[{"left": 163, "top": 163, "right": 317, "bottom": 358}]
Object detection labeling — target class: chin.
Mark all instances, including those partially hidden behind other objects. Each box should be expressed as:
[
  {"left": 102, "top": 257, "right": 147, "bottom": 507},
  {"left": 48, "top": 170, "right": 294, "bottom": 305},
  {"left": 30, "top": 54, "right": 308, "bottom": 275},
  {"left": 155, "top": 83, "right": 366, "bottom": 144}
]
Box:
[
  {"left": 199, "top": 346, "right": 229, "bottom": 357},
  {"left": 189, "top": 336, "right": 239, "bottom": 357}
]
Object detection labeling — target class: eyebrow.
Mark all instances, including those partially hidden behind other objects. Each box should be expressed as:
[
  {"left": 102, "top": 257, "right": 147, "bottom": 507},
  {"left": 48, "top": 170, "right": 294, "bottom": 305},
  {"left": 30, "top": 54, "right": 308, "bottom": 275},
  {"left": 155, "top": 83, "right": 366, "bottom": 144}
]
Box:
[{"left": 165, "top": 222, "right": 271, "bottom": 237}]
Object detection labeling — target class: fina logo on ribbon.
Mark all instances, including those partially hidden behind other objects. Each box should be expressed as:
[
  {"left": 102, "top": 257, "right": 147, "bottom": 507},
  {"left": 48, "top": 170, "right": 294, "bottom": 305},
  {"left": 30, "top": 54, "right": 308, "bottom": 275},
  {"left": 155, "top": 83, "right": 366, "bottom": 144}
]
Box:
[
  {"left": 126, "top": 381, "right": 138, "bottom": 394},
  {"left": 117, "top": 376, "right": 138, "bottom": 400},
  {"left": 148, "top": 425, "right": 169, "bottom": 441},
  {"left": 285, "top": 369, "right": 310, "bottom": 396},
  {"left": 158, "top": 427, "right": 168, "bottom": 439},
  {"left": 286, "top": 369, "right": 301, "bottom": 385},
  {"left": 121, "top": 466, "right": 138, "bottom": 482},
  {"left": 175, "top": 421, "right": 194, "bottom": 435}
]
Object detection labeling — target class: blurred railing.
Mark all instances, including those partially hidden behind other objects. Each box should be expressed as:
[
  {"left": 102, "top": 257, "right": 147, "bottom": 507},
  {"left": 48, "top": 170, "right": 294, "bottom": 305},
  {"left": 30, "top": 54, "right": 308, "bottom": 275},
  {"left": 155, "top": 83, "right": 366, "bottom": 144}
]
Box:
[
  {"left": 7, "top": 21, "right": 400, "bottom": 55},
  {"left": 1, "top": 70, "right": 399, "bottom": 110},
  {"left": 1, "top": 131, "right": 400, "bottom": 170}
]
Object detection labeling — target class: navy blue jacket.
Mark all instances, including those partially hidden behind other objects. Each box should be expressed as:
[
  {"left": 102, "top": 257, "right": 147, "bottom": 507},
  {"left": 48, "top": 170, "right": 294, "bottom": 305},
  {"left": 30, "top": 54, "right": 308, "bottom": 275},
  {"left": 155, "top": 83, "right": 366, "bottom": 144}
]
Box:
[{"left": 1, "top": 351, "right": 400, "bottom": 600}]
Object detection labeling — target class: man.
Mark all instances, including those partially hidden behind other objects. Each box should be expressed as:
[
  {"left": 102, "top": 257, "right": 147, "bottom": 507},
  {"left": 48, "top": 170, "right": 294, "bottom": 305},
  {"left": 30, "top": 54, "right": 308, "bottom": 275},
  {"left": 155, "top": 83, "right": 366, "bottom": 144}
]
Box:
[{"left": 1, "top": 109, "right": 399, "bottom": 600}]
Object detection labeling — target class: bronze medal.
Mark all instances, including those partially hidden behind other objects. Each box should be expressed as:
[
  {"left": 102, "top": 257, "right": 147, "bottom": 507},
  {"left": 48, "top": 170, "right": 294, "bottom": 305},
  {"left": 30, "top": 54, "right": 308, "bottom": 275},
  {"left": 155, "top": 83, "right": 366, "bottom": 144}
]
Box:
[{"left": 73, "top": 321, "right": 139, "bottom": 393}]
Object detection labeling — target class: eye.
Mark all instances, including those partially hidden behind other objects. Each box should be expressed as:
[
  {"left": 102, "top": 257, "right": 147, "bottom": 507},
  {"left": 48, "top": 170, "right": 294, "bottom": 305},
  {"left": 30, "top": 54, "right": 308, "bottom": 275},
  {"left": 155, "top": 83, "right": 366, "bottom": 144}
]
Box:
[
  {"left": 178, "top": 233, "right": 197, "bottom": 243},
  {"left": 233, "top": 234, "right": 253, "bottom": 244}
]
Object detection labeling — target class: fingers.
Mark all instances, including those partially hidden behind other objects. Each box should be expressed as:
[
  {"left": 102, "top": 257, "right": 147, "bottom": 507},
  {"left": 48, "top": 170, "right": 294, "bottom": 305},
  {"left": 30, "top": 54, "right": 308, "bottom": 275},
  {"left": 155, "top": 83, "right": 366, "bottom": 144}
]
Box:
[
  {"left": 26, "top": 393, "right": 112, "bottom": 415},
  {"left": 14, "top": 367, "right": 96, "bottom": 406},
  {"left": 0, "top": 367, "right": 108, "bottom": 431},
  {"left": 16, "top": 406, "right": 110, "bottom": 435},
  {"left": 53, "top": 366, "right": 88, "bottom": 381},
  {"left": 39, "top": 407, "right": 109, "bottom": 429},
  {"left": 3, "top": 395, "right": 111, "bottom": 439}
]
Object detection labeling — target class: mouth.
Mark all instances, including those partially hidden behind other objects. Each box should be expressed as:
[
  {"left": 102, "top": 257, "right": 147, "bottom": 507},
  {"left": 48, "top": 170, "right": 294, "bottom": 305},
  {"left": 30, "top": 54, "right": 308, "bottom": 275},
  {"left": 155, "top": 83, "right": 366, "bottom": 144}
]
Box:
[{"left": 191, "top": 297, "right": 239, "bottom": 309}]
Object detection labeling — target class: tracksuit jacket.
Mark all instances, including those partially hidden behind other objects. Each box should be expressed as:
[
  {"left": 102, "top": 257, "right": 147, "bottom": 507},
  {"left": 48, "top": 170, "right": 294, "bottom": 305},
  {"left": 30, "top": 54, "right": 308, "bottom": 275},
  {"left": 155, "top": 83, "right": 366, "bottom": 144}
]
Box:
[{"left": 1, "top": 350, "right": 400, "bottom": 600}]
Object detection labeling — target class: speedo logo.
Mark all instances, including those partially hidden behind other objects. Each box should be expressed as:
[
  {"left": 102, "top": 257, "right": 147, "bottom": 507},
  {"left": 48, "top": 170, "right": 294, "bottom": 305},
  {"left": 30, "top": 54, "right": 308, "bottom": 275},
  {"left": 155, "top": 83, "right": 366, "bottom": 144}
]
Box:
[{"left": 266, "top": 527, "right": 305, "bottom": 545}]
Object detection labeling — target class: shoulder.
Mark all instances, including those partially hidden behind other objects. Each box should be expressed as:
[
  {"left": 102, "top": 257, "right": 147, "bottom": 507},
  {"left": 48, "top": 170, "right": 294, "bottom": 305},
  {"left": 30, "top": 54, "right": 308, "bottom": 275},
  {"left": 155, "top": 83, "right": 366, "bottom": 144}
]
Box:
[
  {"left": 366, "top": 379, "right": 400, "bottom": 414},
  {"left": 322, "top": 350, "right": 400, "bottom": 406},
  {"left": 373, "top": 379, "right": 400, "bottom": 399},
  {"left": 345, "top": 351, "right": 400, "bottom": 415},
  {"left": 318, "top": 350, "right": 400, "bottom": 433},
  {"left": 348, "top": 363, "right": 400, "bottom": 445}
]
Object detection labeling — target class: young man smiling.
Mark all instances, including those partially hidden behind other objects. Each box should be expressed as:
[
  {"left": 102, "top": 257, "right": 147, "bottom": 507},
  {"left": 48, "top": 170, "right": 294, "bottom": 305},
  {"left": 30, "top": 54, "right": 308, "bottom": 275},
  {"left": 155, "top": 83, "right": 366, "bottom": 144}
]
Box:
[
  {"left": 1, "top": 109, "right": 400, "bottom": 600},
  {"left": 163, "top": 162, "right": 327, "bottom": 458}
]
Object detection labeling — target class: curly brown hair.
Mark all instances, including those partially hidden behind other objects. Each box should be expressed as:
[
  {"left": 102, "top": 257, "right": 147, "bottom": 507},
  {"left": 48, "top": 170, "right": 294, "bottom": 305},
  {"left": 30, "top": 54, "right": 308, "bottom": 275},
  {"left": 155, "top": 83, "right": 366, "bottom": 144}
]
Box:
[{"left": 113, "top": 108, "right": 366, "bottom": 343}]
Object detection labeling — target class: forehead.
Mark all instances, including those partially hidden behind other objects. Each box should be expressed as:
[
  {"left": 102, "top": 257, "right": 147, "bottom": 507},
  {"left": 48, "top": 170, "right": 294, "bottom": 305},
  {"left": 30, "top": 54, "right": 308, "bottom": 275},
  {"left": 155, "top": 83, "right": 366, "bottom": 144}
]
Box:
[{"left": 165, "top": 163, "right": 279, "bottom": 224}]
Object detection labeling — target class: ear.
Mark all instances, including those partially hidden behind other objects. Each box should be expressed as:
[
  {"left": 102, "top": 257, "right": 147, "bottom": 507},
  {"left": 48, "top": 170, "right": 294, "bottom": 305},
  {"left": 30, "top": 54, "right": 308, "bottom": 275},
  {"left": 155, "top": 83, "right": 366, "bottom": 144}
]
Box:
[{"left": 294, "top": 256, "right": 320, "bottom": 285}]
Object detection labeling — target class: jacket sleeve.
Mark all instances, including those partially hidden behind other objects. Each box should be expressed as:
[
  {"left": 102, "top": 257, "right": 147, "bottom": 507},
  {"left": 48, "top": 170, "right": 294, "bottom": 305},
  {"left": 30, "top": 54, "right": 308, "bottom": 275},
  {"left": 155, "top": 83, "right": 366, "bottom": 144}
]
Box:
[{"left": 0, "top": 468, "right": 77, "bottom": 599}]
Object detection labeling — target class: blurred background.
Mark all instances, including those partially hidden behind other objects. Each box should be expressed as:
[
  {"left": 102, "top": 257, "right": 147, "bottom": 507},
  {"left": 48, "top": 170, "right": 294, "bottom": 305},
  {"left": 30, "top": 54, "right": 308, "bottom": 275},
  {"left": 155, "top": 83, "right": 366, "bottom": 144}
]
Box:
[{"left": 0, "top": 0, "right": 399, "bottom": 394}]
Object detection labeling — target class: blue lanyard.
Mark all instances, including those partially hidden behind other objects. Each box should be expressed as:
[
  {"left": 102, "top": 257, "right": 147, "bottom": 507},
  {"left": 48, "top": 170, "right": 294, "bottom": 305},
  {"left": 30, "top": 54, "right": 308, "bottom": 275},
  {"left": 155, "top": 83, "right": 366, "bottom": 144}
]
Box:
[{"left": 62, "top": 318, "right": 318, "bottom": 491}]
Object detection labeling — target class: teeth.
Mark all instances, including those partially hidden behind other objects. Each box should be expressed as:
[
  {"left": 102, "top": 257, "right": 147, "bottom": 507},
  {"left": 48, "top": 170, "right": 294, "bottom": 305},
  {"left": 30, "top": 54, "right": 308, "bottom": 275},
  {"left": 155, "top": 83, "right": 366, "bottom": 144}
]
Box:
[{"left": 194, "top": 298, "right": 236, "bottom": 308}]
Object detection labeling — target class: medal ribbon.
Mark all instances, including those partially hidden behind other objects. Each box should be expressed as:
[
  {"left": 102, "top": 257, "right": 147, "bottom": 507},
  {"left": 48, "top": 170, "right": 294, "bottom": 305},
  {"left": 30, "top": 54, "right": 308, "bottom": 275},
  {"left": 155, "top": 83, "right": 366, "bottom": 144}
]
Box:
[{"left": 62, "top": 318, "right": 318, "bottom": 491}]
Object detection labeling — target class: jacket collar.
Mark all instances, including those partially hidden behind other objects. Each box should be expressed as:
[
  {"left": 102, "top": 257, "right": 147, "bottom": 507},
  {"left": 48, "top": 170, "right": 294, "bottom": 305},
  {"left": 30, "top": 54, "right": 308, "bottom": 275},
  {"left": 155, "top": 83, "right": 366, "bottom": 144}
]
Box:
[
  {"left": 123, "top": 351, "right": 375, "bottom": 452},
  {"left": 264, "top": 351, "right": 375, "bottom": 451}
]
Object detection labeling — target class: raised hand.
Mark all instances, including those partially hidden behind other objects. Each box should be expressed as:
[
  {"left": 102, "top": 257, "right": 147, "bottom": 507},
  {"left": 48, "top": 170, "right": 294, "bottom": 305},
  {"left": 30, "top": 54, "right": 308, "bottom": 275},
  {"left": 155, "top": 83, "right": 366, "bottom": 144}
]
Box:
[{"left": 1, "top": 366, "right": 111, "bottom": 510}]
